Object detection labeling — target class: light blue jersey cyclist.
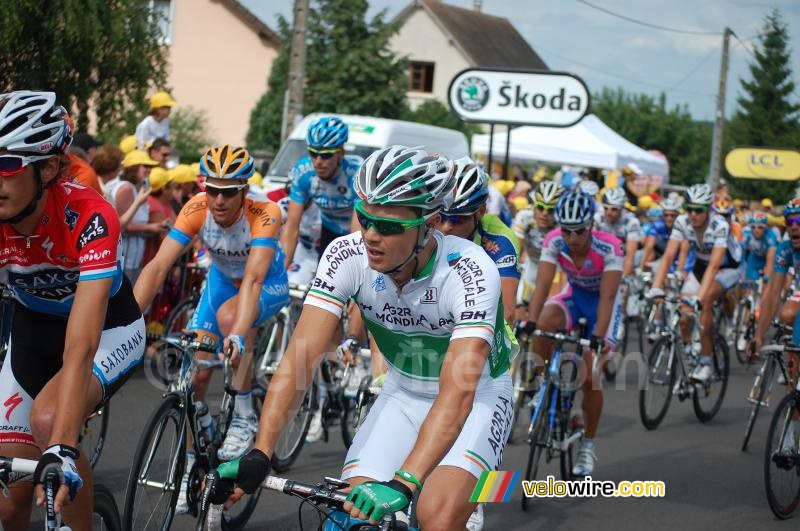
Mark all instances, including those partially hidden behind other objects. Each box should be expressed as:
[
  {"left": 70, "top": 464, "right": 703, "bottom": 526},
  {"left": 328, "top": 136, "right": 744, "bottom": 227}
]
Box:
[{"left": 742, "top": 211, "right": 779, "bottom": 282}]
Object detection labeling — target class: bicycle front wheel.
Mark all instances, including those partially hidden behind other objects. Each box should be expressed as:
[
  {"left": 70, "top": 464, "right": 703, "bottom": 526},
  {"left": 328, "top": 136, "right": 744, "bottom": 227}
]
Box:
[
  {"left": 742, "top": 356, "right": 775, "bottom": 452},
  {"left": 123, "top": 393, "right": 186, "bottom": 531},
  {"left": 639, "top": 337, "right": 675, "bottom": 430},
  {"left": 93, "top": 484, "right": 122, "bottom": 531},
  {"left": 733, "top": 301, "right": 751, "bottom": 364},
  {"left": 692, "top": 334, "right": 729, "bottom": 423},
  {"left": 763, "top": 392, "right": 800, "bottom": 519},
  {"left": 164, "top": 296, "right": 197, "bottom": 337},
  {"left": 521, "top": 388, "right": 549, "bottom": 512}
]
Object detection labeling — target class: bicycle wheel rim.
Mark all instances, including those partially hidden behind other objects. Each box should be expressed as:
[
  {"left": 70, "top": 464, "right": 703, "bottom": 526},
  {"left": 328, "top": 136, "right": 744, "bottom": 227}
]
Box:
[
  {"left": 124, "top": 395, "right": 186, "bottom": 531},
  {"left": 692, "top": 335, "right": 729, "bottom": 423},
  {"left": 742, "top": 357, "right": 775, "bottom": 452},
  {"left": 764, "top": 392, "right": 800, "bottom": 519},
  {"left": 521, "top": 388, "right": 549, "bottom": 511},
  {"left": 271, "top": 385, "right": 316, "bottom": 472},
  {"left": 639, "top": 337, "right": 674, "bottom": 430}
]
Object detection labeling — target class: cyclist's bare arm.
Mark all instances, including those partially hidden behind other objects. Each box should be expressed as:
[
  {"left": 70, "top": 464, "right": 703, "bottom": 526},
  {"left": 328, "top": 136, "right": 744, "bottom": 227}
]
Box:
[
  {"left": 501, "top": 277, "right": 518, "bottom": 323},
  {"left": 528, "top": 261, "right": 557, "bottom": 322},
  {"left": 623, "top": 238, "right": 638, "bottom": 277},
  {"left": 594, "top": 270, "right": 622, "bottom": 337},
  {"left": 253, "top": 305, "right": 341, "bottom": 455},
  {"left": 652, "top": 239, "right": 681, "bottom": 290},
  {"left": 755, "top": 270, "right": 787, "bottom": 346},
  {"left": 764, "top": 247, "right": 776, "bottom": 280},
  {"left": 697, "top": 247, "right": 726, "bottom": 303},
  {"left": 676, "top": 240, "right": 690, "bottom": 274},
  {"left": 396, "top": 336, "right": 490, "bottom": 485},
  {"left": 641, "top": 236, "right": 656, "bottom": 268},
  {"left": 133, "top": 237, "right": 190, "bottom": 311},
  {"left": 279, "top": 200, "right": 304, "bottom": 268}
]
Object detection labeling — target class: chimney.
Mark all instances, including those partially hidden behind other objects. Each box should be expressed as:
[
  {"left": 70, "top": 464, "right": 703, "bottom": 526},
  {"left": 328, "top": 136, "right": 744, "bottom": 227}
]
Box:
[{"left": 473, "top": 0, "right": 482, "bottom": 11}]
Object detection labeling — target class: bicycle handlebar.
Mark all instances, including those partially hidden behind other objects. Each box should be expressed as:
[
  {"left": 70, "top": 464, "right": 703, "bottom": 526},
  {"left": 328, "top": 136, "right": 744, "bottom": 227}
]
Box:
[{"left": 533, "top": 329, "right": 591, "bottom": 348}]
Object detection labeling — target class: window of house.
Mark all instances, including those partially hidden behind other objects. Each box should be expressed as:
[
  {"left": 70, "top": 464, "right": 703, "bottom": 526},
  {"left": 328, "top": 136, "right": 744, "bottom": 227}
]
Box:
[
  {"left": 409, "top": 62, "right": 434, "bottom": 93},
  {"left": 151, "top": 0, "right": 174, "bottom": 45}
]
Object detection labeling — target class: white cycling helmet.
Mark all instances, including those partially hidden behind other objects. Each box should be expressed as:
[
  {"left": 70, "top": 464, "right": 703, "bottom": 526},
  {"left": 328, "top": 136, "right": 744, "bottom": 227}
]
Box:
[
  {"left": 444, "top": 157, "right": 488, "bottom": 214},
  {"left": 0, "top": 91, "right": 72, "bottom": 155},
  {"left": 685, "top": 183, "right": 713, "bottom": 206},
  {"left": 660, "top": 196, "right": 682, "bottom": 212},
  {"left": 556, "top": 190, "right": 595, "bottom": 228},
  {"left": 601, "top": 187, "right": 627, "bottom": 208},
  {"left": 578, "top": 180, "right": 599, "bottom": 198},
  {"left": 356, "top": 145, "right": 454, "bottom": 213}
]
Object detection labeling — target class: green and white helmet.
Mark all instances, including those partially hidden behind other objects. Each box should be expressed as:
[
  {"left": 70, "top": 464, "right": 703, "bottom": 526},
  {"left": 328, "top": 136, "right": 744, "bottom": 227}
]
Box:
[{"left": 356, "top": 145, "right": 455, "bottom": 212}]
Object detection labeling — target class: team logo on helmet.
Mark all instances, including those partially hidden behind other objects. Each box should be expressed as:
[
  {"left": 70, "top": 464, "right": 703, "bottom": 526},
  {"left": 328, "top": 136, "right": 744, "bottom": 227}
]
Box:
[{"left": 457, "top": 77, "right": 490, "bottom": 112}]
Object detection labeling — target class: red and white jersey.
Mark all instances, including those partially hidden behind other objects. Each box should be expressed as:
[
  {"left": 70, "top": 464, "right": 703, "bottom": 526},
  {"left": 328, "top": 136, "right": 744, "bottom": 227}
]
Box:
[{"left": 0, "top": 181, "right": 123, "bottom": 316}]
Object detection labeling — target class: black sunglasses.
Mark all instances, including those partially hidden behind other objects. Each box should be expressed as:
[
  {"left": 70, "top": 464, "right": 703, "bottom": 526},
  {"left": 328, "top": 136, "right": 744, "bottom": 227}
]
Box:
[
  {"left": 308, "top": 147, "right": 339, "bottom": 160},
  {"left": 562, "top": 225, "right": 590, "bottom": 236},
  {"left": 205, "top": 183, "right": 246, "bottom": 198}
]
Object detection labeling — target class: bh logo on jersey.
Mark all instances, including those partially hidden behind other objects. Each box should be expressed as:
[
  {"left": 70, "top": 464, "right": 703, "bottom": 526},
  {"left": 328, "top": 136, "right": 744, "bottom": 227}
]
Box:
[{"left": 421, "top": 287, "right": 437, "bottom": 304}]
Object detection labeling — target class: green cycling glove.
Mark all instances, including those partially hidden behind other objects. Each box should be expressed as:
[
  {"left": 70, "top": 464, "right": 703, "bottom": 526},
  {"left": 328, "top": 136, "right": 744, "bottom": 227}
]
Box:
[{"left": 346, "top": 479, "right": 412, "bottom": 522}]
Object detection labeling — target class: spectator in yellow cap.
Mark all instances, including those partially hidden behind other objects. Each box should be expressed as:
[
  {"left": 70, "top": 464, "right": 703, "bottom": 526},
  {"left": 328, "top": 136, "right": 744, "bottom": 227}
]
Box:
[
  {"left": 144, "top": 167, "right": 177, "bottom": 261},
  {"left": 107, "top": 150, "right": 168, "bottom": 282},
  {"left": 135, "top": 90, "right": 177, "bottom": 149},
  {"left": 168, "top": 163, "right": 199, "bottom": 213}
]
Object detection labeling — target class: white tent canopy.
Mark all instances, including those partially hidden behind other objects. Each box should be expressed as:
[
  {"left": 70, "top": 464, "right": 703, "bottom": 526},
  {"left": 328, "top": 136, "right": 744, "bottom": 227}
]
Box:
[{"left": 471, "top": 114, "right": 669, "bottom": 178}]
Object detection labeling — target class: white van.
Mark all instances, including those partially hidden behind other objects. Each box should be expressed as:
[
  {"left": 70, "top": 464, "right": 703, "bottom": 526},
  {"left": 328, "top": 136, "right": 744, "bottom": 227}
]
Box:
[{"left": 265, "top": 113, "right": 469, "bottom": 184}]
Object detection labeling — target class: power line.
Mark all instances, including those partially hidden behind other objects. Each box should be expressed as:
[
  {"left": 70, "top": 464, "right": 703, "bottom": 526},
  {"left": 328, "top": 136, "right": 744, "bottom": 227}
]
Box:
[
  {"left": 576, "top": 0, "right": 722, "bottom": 36},
  {"left": 535, "top": 44, "right": 715, "bottom": 99},
  {"left": 667, "top": 48, "right": 717, "bottom": 91},
  {"left": 731, "top": 31, "right": 757, "bottom": 61}
]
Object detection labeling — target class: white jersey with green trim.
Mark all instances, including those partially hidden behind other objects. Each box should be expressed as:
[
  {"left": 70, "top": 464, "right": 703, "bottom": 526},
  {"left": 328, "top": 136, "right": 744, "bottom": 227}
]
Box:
[{"left": 305, "top": 231, "right": 514, "bottom": 396}]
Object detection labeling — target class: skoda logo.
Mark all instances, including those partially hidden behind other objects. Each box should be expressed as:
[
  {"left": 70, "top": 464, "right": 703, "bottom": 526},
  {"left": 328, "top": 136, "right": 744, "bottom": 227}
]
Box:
[{"left": 457, "top": 77, "right": 490, "bottom": 112}]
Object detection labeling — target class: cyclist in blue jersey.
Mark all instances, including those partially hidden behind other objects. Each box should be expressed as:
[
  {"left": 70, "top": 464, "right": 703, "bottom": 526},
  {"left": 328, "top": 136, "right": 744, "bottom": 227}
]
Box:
[
  {"left": 438, "top": 157, "right": 520, "bottom": 322},
  {"left": 280, "top": 116, "right": 361, "bottom": 271},
  {"left": 641, "top": 196, "right": 696, "bottom": 274},
  {"left": 741, "top": 211, "right": 778, "bottom": 286}
]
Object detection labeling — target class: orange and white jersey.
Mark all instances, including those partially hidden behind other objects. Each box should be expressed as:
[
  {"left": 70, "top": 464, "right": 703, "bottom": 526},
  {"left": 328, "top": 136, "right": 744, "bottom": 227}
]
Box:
[{"left": 168, "top": 193, "right": 285, "bottom": 281}]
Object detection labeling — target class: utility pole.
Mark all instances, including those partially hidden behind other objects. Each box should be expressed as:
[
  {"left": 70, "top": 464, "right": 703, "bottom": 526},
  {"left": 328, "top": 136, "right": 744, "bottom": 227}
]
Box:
[
  {"left": 708, "top": 27, "right": 732, "bottom": 189},
  {"left": 281, "top": 0, "right": 309, "bottom": 143}
]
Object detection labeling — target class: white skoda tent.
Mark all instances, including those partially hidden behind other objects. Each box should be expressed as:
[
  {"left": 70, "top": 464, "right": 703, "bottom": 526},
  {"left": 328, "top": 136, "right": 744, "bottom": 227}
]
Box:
[{"left": 471, "top": 114, "right": 669, "bottom": 178}]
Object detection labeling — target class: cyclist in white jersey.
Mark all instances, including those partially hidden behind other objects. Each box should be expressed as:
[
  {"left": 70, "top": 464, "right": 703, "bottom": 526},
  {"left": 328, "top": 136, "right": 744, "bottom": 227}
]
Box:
[
  {"left": 212, "top": 146, "right": 515, "bottom": 528},
  {"left": 512, "top": 181, "right": 564, "bottom": 306},
  {"left": 648, "top": 184, "right": 742, "bottom": 381},
  {"left": 594, "top": 187, "right": 642, "bottom": 279}
]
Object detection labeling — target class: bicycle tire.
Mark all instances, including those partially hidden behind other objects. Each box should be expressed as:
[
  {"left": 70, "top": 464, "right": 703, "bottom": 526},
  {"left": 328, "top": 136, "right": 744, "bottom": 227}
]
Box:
[
  {"left": 123, "top": 393, "right": 186, "bottom": 531},
  {"left": 216, "top": 392, "right": 265, "bottom": 531},
  {"left": 521, "top": 387, "right": 549, "bottom": 512},
  {"left": 341, "top": 395, "right": 359, "bottom": 449},
  {"left": 733, "top": 301, "right": 751, "bottom": 364},
  {"left": 692, "top": 334, "right": 729, "bottom": 423},
  {"left": 742, "top": 356, "right": 775, "bottom": 452},
  {"left": 94, "top": 483, "right": 123, "bottom": 531},
  {"left": 271, "top": 385, "right": 317, "bottom": 472},
  {"left": 559, "top": 360, "right": 579, "bottom": 480},
  {"left": 164, "top": 296, "right": 198, "bottom": 337},
  {"left": 638, "top": 336, "right": 675, "bottom": 430},
  {"left": 763, "top": 392, "right": 800, "bottom": 519},
  {"left": 80, "top": 401, "right": 110, "bottom": 469}
]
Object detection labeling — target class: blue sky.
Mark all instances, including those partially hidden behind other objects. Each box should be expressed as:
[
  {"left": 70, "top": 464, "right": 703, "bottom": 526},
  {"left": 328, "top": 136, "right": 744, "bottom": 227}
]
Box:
[{"left": 241, "top": 0, "right": 800, "bottom": 121}]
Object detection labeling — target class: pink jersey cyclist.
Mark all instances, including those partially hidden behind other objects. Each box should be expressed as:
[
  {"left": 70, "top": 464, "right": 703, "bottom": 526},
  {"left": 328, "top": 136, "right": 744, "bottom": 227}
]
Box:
[{"left": 540, "top": 227, "right": 624, "bottom": 345}]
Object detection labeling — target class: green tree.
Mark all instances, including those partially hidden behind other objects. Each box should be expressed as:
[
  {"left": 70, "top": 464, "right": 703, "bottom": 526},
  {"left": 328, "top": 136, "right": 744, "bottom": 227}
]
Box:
[
  {"left": 246, "top": 0, "right": 407, "bottom": 152},
  {"left": 591, "top": 87, "right": 712, "bottom": 186},
  {"left": 402, "top": 100, "right": 483, "bottom": 141},
  {"left": 0, "top": 0, "right": 167, "bottom": 138},
  {"left": 170, "top": 106, "right": 215, "bottom": 163},
  {"left": 726, "top": 9, "right": 800, "bottom": 203}
]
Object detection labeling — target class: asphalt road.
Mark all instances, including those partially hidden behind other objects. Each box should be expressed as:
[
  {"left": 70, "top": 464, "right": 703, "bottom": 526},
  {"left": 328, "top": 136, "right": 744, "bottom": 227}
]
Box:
[{"left": 67, "top": 339, "right": 796, "bottom": 529}]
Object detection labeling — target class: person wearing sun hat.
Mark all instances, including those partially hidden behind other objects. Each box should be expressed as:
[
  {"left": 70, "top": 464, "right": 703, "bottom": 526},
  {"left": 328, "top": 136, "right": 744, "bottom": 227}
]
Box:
[
  {"left": 168, "top": 163, "right": 199, "bottom": 213},
  {"left": 106, "top": 149, "right": 168, "bottom": 282},
  {"left": 135, "top": 90, "right": 178, "bottom": 149}
]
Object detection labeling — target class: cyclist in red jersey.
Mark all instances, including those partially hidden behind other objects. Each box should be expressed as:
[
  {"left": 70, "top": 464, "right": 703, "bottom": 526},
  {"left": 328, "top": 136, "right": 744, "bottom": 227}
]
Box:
[{"left": 0, "top": 91, "right": 145, "bottom": 530}]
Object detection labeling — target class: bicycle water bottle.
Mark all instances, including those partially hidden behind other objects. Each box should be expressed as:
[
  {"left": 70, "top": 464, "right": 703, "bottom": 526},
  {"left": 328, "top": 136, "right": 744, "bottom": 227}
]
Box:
[{"left": 196, "top": 401, "right": 216, "bottom": 443}]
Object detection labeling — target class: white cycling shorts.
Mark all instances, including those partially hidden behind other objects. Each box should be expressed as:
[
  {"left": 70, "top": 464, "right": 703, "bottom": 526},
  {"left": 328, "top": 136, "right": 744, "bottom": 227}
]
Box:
[{"left": 341, "top": 370, "right": 513, "bottom": 481}]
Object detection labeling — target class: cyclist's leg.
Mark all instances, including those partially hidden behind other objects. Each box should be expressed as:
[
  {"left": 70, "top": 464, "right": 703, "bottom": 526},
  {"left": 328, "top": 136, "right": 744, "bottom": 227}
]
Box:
[
  {"left": 698, "top": 280, "right": 725, "bottom": 357},
  {"left": 419, "top": 374, "right": 512, "bottom": 529},
  {"left": 678, "top": 274, "right": 701, "bottom": 342},
  {"left": 531, "top": 285, "right": 570, "bottom": 369}
]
